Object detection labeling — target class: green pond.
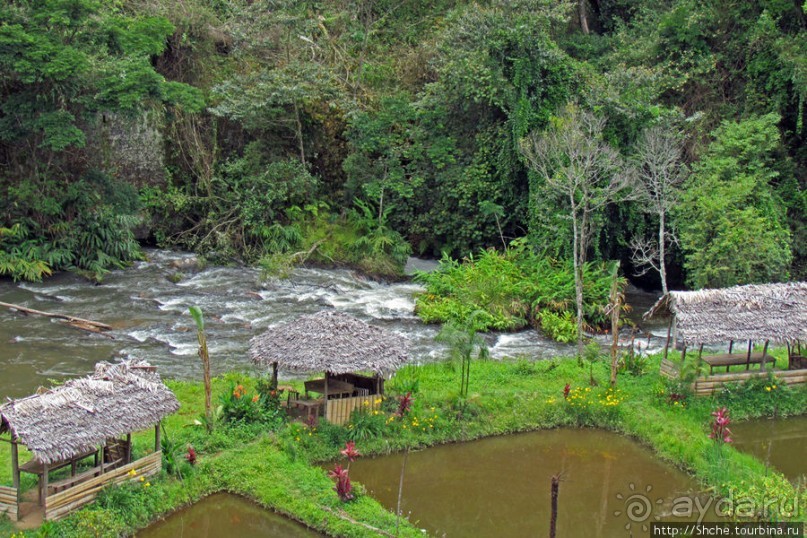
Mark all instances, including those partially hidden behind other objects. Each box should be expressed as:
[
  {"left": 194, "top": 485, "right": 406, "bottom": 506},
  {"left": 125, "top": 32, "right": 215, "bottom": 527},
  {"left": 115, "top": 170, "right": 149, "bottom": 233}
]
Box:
[
  {"left": 136, "top": 493, "right": 322, "bottom": 538},
  {"left": 732, "top": 416, "right": 807, "bottom": 482},
  {"left": 348, "top": 429, "right": 716, "bottom": 537}
]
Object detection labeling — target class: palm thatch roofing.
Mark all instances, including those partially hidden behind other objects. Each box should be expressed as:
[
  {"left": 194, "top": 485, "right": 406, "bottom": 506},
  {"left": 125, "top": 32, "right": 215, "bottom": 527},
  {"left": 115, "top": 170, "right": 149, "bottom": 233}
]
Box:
[
  {"left": 250, "top": 310, "right": 410, "bottom": 375},
  {"left": 0, "top": 360, "right": 179, "bottom": 465},
  {"left": 643, "top": 282, "right": 807, "bottom": 346}
]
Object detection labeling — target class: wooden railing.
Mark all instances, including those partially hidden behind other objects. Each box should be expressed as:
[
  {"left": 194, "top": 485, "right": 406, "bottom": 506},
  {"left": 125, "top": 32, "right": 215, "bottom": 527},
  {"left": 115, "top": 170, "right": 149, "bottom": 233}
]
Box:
[
  {"left": 44, "top": 451, "right": 161, "bottom": 521},
  {"left": 659, "top": 358, "right": 807, "bottom": 395},
  {"left": 0, "top": 485, "right": 17, "bottom": 522},
  {"left": 692, "top": 369, "right": 807, "bottom": 396},
  {"left": 326, "top": 395, "right": 382, "bottom": 426}
]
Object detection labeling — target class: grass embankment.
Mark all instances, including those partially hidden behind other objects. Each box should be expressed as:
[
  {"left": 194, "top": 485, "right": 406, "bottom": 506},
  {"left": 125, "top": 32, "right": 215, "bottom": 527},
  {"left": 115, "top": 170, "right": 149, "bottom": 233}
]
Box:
[{"left": 2, "top": 352, "right": 806, "bottom": 537}]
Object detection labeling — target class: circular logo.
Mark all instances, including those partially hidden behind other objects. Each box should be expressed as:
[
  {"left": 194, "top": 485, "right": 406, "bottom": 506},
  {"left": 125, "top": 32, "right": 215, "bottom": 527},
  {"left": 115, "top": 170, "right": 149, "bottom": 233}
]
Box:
[{"left": 614, "top": 483, "right": 664, "bottom": 534}]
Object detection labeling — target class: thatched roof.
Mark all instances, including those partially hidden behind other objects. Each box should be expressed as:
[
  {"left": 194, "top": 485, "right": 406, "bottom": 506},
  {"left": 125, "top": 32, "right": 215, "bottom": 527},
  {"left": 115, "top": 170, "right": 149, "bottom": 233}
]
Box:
[
  {"left": 643, "top": 282, "right": 807, "bottom": 346},
  {"left": 250, "top": 310, "right": 409, "bottom": 375},
  {"left": 0, "top": 360, "right": 179, "bottom": 464}
]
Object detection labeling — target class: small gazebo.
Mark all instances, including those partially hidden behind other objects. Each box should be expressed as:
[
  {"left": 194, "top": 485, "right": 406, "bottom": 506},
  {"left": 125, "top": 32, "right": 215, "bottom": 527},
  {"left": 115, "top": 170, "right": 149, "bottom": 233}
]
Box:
[
  {"left": 249, "top": 310, "right": 410, "bottom": 425},
  {"left": 644, "top": 282, "right": 807, "bottom": 393},
  {"left": 0, "top": 360, "right": 179, "bottom": 522}
]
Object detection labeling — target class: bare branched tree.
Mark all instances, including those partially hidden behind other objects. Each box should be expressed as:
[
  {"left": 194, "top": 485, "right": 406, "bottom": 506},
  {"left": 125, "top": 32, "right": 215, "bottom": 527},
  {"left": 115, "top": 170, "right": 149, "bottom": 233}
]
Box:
[
  {"left": 520, "top": 103, "right": 634, "bottom": 356},
  {"left": 631, "top": 126, "right": 687, "bottom": 294}
]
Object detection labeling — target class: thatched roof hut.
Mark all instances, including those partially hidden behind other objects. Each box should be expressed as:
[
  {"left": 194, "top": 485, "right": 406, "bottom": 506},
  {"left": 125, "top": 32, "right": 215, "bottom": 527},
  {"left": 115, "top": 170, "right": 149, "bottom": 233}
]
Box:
[
  {"left": 0, "top": 360, "right": 179, "bottom": 465},
  {"left": 249, "top": 310, "right": 409, "bottom": 375},
  {"left": 644, "top": 282, "right": 807, "bottom": 346}
]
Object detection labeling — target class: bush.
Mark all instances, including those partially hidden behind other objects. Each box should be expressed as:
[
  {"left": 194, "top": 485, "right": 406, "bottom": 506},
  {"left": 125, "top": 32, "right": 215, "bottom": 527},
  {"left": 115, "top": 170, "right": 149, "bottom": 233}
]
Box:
[
  {"left": 414, "top": 240, "right": 617, "bottom": 339},
  {"left": 346, "top": 406, "right": 387, "bottom": 441}
]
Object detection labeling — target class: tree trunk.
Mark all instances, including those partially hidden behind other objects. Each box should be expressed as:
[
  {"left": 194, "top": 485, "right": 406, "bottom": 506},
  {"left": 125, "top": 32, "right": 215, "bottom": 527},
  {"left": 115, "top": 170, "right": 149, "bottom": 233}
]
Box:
[
  {"left": 659, "top": 211, "right": 668, "bottom": 295},
  {"left": 578, "top": 0, "right": 590, "bottom": 34},
  {"left": 293, "top": 99, "right": 306, "bottom": 167},
  {"left": 573, "top": 206, "right": 585, "bottom": 358}
]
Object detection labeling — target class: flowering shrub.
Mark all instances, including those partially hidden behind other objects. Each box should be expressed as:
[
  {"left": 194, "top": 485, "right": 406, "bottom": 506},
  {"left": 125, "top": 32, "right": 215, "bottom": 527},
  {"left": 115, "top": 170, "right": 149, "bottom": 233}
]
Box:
[
  {"left": 220, "top": 383, "right": 264, "bottom": 424},
  {"left": 559, "top": 386, "right": 626, "bottom": 425}
]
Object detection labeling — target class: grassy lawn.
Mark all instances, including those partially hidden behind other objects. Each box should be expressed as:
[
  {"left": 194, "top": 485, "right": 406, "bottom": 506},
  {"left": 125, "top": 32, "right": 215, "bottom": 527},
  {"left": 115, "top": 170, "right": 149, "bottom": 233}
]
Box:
[{"left": 1, "top": 352, "right": 805, "bottom": 537}]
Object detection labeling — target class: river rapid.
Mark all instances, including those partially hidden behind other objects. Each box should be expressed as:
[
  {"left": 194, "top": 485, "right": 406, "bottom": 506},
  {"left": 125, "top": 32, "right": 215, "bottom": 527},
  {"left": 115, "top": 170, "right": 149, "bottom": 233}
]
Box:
[{"left": 0, "top": 249, "right": 665, "bottom": 398}]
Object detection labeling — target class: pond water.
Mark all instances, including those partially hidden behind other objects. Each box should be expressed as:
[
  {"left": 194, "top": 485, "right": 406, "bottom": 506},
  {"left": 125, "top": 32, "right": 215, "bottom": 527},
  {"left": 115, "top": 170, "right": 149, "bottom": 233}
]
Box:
[
  {"left": 732, "top": 416, "right": 807, "bottom": 483},
  {"left": 348, "top": 429, "right": 713, "bottom": 537},
  {"left": 0, "top": 249, "right": 665, "bottom": 398},
  {"left": 136, "top": 493, "right": 322, "bottom": 538}
]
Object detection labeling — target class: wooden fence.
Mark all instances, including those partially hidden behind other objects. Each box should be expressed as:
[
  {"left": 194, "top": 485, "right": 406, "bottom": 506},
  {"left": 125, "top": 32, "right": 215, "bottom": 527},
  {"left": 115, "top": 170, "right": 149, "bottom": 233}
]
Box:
[
  {"left": 44, "top": 451, "right": 161, "bottom": 521},
  {"left": 659, "top": 359, "right": 807, "bottom": 396},
  {"left": 0, "top": 485, "right": 17, "bottom": 522},
  {"left": 326, "top": 395, "right": 382, "bottom": 426}
]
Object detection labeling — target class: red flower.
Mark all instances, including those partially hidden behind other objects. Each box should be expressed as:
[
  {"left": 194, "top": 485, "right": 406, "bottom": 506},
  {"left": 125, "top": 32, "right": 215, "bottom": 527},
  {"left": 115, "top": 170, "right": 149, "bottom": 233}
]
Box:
[
  {"left": 185, "top": 445, "right": 197, "bottom": 466},
  {"left": 341, "top": 441, "right": 361, "bottom": 462},
  {"left": 563, "top": 384, "right": 571, "bottom": 399}
]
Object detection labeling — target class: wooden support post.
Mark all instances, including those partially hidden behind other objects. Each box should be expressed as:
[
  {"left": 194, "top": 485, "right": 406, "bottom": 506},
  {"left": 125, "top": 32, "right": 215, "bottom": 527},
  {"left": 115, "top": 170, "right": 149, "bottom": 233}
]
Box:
[
  {"left": 761, "top": 340, "right": 770, "bottom": 371},
  {"left": 271, "top": 361, "right": 278, "bottom": 390},
  {"left": 663, "top": 320, "right": 673, "bottom": 360},
  {"left": 126, "top": 433, "right": 132, "bottom": 464},
  {"left": 11, "top": 440, "right": 20, "bottom": 505},
  {"left": 323, "top": 373, "right": 329, "bottom": 421},
  {"left": 41, "top": 463, "right": 48, "bottom": 506},
  {"left": 746, "top": 340, "right": 753, "bottom": 370},
  {"left": 155, "top": 421, "right": 161, "bottom": 453},
  {"left": 549, "top": 474, "right": 560, "bottom": 538},
  {"left": 729, "top": 340, "right": 734, "bottom": 354}
]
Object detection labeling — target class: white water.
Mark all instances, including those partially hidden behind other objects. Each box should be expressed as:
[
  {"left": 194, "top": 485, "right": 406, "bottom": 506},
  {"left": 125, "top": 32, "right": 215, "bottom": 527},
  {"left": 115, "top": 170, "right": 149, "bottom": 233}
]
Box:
[{"left": 0, "top": 249, "right": 664, "bottom": 397}]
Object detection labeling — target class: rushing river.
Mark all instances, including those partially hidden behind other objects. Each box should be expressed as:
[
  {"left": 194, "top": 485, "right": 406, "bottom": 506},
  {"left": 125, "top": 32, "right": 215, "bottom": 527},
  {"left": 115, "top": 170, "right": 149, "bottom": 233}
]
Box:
[{"left": 0, "top": 249, "right": 666, "bottom": 398}]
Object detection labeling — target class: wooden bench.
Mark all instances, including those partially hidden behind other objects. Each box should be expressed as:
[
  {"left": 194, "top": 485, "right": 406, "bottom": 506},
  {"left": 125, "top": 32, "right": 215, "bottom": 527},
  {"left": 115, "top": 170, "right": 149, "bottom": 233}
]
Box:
[
  {"left": 702, "top": 352, "right": 775, "bottom": 374},
  {"left": 47, "top": 467, "right": 101, "bottom": 496}
]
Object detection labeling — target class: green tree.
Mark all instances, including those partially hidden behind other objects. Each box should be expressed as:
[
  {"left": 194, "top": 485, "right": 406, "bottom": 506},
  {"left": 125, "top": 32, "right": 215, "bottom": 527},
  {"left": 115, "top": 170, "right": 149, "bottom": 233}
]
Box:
[
  {"left": 0, "top": 0, "right": 202, "bottom": 280},
  {"left": 521, "top": 103, "right": 634, "bottom": 356},
  {"left": 676, "top": 113, "right": 792, "bottom": 288}
]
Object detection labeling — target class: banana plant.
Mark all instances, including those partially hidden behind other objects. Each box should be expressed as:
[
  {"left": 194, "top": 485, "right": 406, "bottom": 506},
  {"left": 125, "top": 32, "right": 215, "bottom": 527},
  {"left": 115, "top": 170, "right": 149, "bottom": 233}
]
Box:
[{"left": 189, "top": 306, "right": 213, "bottom": 431}]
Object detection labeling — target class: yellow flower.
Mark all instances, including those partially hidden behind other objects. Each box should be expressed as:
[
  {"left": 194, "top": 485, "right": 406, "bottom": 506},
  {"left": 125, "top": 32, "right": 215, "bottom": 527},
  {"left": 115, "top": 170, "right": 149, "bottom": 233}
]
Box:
[
  {"left": 128, "top": 469, "right": 137, "bottom": 477},
  {"left": 139, "top": 476, "right": 145, "bottom": 482},
  {"left": 765, "top": 386, "right": 771, "bottom": 392},
  {"left": 144, "top": 482, "right": 151, "bottom": 488}
]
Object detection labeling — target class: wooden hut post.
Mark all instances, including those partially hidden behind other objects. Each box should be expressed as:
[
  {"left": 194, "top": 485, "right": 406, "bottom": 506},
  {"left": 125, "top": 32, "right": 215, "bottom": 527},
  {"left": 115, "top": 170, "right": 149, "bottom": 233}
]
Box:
[
  {"left": 663, "top": 320, "right": 673, "bottom": 360},
  {"left": 41, "top": 463, "right": 48, "bottom": 505},
  {"left": 11, "top": 439, "right": 20, "bottom": 504},
  {"left": 746, "top": 340, "right": 753, "bottom": 370},
  {"left": 126, "top": 433, "right": 132, "bottom": 464},
  {"left": 271, "top": 361, "right": 279, "bottom": 390},
  {"left": 154, "top": 421, "right": 161, "bottom": 453},
  {"left": 761, "top": 340, "right": 770, "bottom": 370},
  {"left": 323, "top": 373, "right": 329, "bottom": 421},
  {"left": 729, "top": 340, "right": 734, "bottom": 354}
]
